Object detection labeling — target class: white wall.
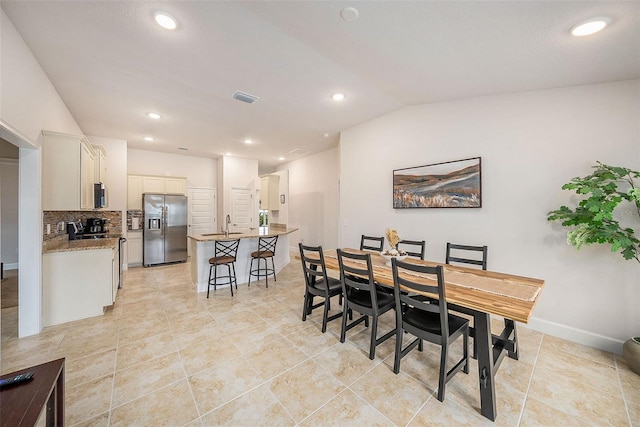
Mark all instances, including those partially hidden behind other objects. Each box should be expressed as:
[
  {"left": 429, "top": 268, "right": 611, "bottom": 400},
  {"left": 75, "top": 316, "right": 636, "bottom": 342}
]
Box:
[
  {"left": 0, "top": 159, "right": 19, "bottom": 267},
  {"left": 339, "top": 80, "right": 640, "bottom": 353},
  {"left": 282, "top": 147, "right": 340, "bottom": 251},
  {"left": 127, "top": 148, "right": 216, "bottom": 189},
  {"left": 1, "top": 10, "right": 82, "bottom": 142},
  {"left": 1, "top": 10, "right": 84, "bottom": 337}
]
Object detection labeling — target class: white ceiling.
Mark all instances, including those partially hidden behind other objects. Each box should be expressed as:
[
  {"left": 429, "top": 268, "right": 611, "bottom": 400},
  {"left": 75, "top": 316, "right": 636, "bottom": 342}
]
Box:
[{"left": 2, "top": 1, "right": 639, "bottom": 172}]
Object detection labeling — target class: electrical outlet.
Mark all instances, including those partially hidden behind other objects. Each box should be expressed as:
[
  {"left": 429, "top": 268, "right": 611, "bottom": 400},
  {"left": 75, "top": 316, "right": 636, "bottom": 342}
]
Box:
[{"left": 46, "top": 224, "right": 51, "bottom": 234}]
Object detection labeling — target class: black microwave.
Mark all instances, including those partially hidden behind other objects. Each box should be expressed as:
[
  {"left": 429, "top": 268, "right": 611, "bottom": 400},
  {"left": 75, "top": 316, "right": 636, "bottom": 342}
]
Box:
[{"left": 94, "top": 182, "right": 107, "bottom": 208}]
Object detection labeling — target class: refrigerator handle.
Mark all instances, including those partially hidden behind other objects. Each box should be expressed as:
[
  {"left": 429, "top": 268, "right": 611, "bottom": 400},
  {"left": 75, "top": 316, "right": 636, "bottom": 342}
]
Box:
[{"left": 163, "top": 205, "right": 168, "bottom": 236}]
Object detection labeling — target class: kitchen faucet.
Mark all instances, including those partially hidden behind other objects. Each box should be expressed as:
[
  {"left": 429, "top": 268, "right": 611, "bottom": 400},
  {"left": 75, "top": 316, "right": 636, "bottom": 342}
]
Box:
[{"left": 225, "top": 214, "right": 231, "bottom": 236}]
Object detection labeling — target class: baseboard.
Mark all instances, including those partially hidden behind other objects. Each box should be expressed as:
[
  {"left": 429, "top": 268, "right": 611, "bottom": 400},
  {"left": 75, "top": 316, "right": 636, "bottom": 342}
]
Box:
[
  {"left": 2, "top": 263, "right": 18, "bottom": 270},
  {"left": 527, "top": 316, "right": 625, "bottom": 355}
]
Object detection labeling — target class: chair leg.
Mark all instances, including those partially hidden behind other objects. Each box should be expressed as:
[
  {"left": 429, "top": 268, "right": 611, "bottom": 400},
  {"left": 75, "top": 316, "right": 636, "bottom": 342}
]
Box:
[
  {"left": 463, "top": 326, "right": 470, "bottom": 374},
  {"left": 232, "top": 263, "right": 238, "bottom": 290},
  {"left": 302, "top": 291, "right": 310, "bottom": 321},
  {"left": 437, "top": 345, "right": 448, "bottom": 402},
  {"left": 321, "top": 295, "right": 330, "bottom": 333},
  {"left": 393, "top": 325, "right": 403, "bottom": 374},
  {"left": 264, "top": 259, "right": 269, "bottom": 288},
  {"left": 340, "top": 304, "right": 349, "bottom": 343},
  {"left": 227, "top": 264, "right": 234, "bottom": 297},
  {"left": 207, "top": 264, "right": 213, "bottom": 298},
  {"left": 270, "top": 256, "right": 276, "bottom": 282},
  {"left": 248, "top": 258, "right": 254, "bottom": 287},
  {"left": 369, "top": 315, "right": 378, "bottom": 360}
]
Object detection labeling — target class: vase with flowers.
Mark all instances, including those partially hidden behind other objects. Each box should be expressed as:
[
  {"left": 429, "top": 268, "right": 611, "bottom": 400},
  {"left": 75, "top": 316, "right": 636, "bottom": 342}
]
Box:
[{"left": 381, "top": 228, "right": 408, "bottom": 265}]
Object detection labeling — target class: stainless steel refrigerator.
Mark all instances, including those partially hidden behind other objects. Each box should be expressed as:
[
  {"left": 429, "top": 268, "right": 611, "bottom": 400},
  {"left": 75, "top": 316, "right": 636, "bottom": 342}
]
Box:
[{"left": 143, "top": 194, "right": 188, "bottom": 266}]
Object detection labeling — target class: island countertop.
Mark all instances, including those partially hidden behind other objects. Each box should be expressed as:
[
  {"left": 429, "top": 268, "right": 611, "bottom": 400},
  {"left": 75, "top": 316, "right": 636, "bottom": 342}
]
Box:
[
  {"left": 43, "top": 236, "right": 121, "bottom": 254},
  {"left": 188, "top": 226, "right": 298, "bottom": 242}
]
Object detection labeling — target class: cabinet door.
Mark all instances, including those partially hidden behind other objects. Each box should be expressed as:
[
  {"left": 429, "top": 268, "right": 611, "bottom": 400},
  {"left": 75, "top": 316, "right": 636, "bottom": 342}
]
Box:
[
  {"left": 164, "top": 178, "right": 186, "bottom": 195},
  {"left": 127, "top": 232, "right": 143, "bottom": 265},
  {"left": 80, "top": 142, "right": 95, "bottom": 209},
  {"left": 95, "top": 149, "right": 107, "bottom": 184},
  {"left": 142, "top": 176, "right": 164, "bottom": 193},
  {"left": 42, "top": 132, "right": 82, "bottom": 210},
  {"left": 127, "top": 175, "right": 143, "bottom": 210}
]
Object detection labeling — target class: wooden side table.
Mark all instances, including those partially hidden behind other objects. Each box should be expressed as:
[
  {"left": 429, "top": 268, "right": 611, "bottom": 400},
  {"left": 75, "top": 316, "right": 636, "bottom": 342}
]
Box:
[{"left": 0, "top": 358, "right": 65, "bottom": 426}]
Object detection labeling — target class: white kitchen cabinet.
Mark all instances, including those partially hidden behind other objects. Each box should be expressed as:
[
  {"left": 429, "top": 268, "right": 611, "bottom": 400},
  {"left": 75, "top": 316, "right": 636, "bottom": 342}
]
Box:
[
  {"left": 43, "top": 248, "right": 116, "bottom": 326},
  {"left": 42, "top": 131, "right": 97, "bottom": 210},
  {"left": 127, "top": 175, "right": 143, "bottom": 210},
  {"left": 142, "top": 176, "right": 164, "bottom": 193},
  {"left": 127, "top": 174, "right": 187, "bottom": 209},
  {"left": 260, "top": 174, "right": 280, "bottom": 210},
  {"left": 94, "top": 145, "right": 107, "bottom": 184},
  {"left": 127, "top": 231, "right": 143, "bottom": 266},
  {"left": 164, "top": 177, "right": 187, "bottom": 195}
]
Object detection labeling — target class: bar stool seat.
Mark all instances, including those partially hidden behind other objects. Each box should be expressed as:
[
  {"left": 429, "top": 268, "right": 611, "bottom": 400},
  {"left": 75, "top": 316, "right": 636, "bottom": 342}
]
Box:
[
  {"left": 208, "top": 239, "right": 240, "bottom": 297},
  {"left": 248, "top": 236, "right": 278, "bottom": 288}
]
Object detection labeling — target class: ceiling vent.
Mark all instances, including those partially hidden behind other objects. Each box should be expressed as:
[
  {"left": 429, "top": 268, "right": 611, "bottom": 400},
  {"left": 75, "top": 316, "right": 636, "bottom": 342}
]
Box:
[
  {"left": 289, "top": 148, "right": 309, "bottom": 155},
  {"left": 232, "top": 91, "right": 259, "bottom": 104}
]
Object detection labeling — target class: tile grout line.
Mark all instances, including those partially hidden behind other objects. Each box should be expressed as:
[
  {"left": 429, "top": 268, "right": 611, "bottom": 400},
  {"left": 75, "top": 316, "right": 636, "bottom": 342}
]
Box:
[
  {"left": 516, "top": 333, "right": 544, "bottom": 426},
  {"left": 614, "top": 355, "right": 634, "bottom": 426}
]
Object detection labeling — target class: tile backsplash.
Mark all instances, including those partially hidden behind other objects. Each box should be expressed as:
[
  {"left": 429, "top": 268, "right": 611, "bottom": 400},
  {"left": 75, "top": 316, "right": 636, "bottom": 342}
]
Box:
[{"left": 43, "top": 210, "right": 123, "bottom": 241}]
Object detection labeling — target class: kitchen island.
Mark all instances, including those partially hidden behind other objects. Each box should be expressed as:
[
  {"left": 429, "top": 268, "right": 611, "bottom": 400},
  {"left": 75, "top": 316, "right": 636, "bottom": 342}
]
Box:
[{"left": 188, "top": 226, "right": 298, "bottom": 293}]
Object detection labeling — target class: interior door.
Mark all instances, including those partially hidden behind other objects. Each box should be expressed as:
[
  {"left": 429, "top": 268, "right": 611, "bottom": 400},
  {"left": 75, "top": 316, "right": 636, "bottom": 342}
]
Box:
[
  {"left": 230, "top": 187, "right": 252, "bottom": 231},
  {"left": 188, "top": 188, "right": 216, "bottom": 235}
]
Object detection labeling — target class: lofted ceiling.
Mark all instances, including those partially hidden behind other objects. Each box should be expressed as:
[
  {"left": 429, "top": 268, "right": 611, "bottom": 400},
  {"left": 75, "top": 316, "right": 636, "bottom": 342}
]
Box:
[{"left": 2, "top": 1, "right": 639, "bottom": 173}]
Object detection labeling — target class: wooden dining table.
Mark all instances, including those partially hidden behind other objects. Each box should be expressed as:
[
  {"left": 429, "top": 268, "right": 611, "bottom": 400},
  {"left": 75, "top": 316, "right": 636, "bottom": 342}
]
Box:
[{"left": 320, "top": 248, "right": 545, "bottom": 422}]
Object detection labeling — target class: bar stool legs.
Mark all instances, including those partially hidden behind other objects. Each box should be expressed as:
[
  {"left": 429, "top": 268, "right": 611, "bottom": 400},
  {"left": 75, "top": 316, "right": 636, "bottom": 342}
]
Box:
[
  {"left": 207, "top": 239, "right": 240, "bottom": 298},
  {"left": 248, "top": 236, "right": 278, "bottom": 288}
]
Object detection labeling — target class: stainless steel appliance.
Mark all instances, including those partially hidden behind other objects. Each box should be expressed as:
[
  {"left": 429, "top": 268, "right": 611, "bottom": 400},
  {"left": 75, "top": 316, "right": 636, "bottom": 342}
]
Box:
[
  {"left": 66, "top": 221, "right": 84, "bottom": 240},
  {"left": 94, "top": 183, "right": 107, "bottom": 208},
  {"left": 143, "top": 194, "right": 188, "bottom": 266}
]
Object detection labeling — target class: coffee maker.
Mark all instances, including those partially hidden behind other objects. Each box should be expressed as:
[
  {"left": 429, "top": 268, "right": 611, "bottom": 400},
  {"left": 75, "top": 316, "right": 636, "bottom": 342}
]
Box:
[{"left": 86, "top": 218, "right": 108, "bottom": 234}]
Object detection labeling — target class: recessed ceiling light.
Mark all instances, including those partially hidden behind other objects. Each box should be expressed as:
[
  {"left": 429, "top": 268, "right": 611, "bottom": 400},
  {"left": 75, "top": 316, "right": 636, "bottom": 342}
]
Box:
[
  {"left": 154, "top": 12, "right": 177, "bottom": 30},
  {"left": 571, "top": 17, "right": 611, "bottom": 36},
  {"left": 144, "top": 136, "right": 154, "bottom": 142},
  {"left": 225, "top": 152, "right": 232, "bottom": 156},
  {"left": 340, "top": 7, "right": 359, "bottom": 22},
  {"left": 146, "top": 112, "right": 161, "bottom": 119},
  {"left": 332, "top": 93, "right": 345, "bottom": 101},
  {"left": 278, "top": 156, "right": 285, "bottom": 161},
  {"left": 244, "top": 139, "right": 253, "bottom": 144},
  {"left": 323, "top": 133, "right": 330, "bottom": 138}
]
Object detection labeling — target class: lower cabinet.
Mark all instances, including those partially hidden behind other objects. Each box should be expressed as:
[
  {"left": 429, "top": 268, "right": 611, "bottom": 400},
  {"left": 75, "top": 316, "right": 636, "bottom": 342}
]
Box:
[
  {"left": 127, "top": 231, "right": 143, "bottom": 266},
  {"left": 43, "top": 248, "right": 117, "bottom": 326}
]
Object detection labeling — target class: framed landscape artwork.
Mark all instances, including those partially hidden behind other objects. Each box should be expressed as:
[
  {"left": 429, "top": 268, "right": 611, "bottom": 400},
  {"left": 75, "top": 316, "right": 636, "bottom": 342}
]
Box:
[{"left": 393, "top": 157, "right": 482, "bottom": 208}]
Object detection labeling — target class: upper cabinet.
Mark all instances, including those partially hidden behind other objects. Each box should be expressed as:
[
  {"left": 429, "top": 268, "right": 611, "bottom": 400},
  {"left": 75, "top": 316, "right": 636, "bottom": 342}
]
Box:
[
  {"left": 94, "top": 145, "right": 107, "bottom": 184},
  {"left": 42, "top": 131, "right": 99, "bottom": 210},
  {"left": 127, "top": 174, "right": 187, "bottom": 210},
  {"left": 260, "top": 174, "right": 280, "bottom": 210}
]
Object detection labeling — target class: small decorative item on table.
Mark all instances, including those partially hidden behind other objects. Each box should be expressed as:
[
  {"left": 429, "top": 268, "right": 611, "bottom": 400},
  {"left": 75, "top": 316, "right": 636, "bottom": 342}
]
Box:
[{"left": 381, "top": 228, "right": 407, "bottom": 266}]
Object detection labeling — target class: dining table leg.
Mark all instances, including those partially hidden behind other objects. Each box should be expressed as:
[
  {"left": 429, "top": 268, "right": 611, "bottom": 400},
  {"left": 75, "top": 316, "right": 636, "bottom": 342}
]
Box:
[{"left": 474, "top": 311, "right": 497, "bottom": 421}]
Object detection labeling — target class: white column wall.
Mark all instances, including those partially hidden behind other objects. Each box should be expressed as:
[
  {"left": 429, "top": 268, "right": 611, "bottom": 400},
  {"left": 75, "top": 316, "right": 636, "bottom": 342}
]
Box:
[{"left": 338, "top": 80, "right": 640, "bottom": 353}]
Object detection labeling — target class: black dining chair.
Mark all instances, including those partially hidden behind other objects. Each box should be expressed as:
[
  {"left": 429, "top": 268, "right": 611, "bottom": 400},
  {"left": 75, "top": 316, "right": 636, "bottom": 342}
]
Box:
[
  {"left": 299, "top": 244, "right": 343, "bottom": 333},
  {"left": 359, "top": 235, "right": 384, "bottom": 252},
  {"left": 445, "top": 243, "right": 519, "bottom": 360},
  {"left": 397, "top": 239, "right": 426, "bottom": 260},
  {"left": 391, "top": 258, "right": 469, "bottom": 402},
  {"left": 248, "top": 235, "right": 278, "bottom": 288},
  {"left": 337, "top": 249, "right": 396, "bottom": 360},
  {"left": 207, "top": 239, "right": 241, "bottom": 297}
]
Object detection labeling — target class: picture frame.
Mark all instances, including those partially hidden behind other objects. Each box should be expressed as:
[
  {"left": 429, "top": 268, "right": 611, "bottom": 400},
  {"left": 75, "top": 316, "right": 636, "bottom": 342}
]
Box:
[{"left": 393, "top": 157, "right": 482, "bottom": 208}]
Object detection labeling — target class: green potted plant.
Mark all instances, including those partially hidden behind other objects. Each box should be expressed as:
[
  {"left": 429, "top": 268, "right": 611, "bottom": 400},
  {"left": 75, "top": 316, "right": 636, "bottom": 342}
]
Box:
[{"left": 547, "top": 161, "right": 640, "bottom": 375}]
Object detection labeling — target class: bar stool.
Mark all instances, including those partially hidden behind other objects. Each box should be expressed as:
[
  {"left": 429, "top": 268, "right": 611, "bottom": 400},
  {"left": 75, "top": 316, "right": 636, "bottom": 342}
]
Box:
[
  {"left": 207, "top": 239, "right": 240, "bottom": 297},
  {"left": 248, "top": 236, "right": 278, "bottom": 288}
]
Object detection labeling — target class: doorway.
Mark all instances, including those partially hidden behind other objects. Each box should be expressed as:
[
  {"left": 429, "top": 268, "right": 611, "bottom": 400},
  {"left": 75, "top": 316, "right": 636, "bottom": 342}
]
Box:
[
  {"left": 1, "top": 143, "right": 19, "bottom": 339},
  {"left": 230, "top": 187, "right": 253, "bottom": 231}
]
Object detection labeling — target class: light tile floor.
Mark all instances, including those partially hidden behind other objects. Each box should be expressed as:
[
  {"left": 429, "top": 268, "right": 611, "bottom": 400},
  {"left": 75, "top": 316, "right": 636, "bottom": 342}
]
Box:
[{"left": 1, "top": 262, "right": 638, "bottom": 426}]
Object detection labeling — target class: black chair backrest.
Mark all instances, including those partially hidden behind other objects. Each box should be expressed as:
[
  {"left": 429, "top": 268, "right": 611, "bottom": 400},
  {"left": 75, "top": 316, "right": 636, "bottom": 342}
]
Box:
[
  {"left": 360, "top": 235, "right": 384, "bottom": 252},
  {"left": 257, "top": 236, "right": 278, "bottom": 255},
  {"left": 445, "top": 243, "right": 487, "bottom": 270},
  {"left": 337, "top": 249, "right": 381, "bottom": 306},
  {"left": 392, "top": 258, "right": 450, "bottom": 338},
  {"left": 397, "top": 239, "right": 426, "bottom": 260},
  {"left": 215, "top": 239, "right": 240, "bottom": 260},
  {"left": 299, "top": 243, "right": 330, "bottom": 290}
]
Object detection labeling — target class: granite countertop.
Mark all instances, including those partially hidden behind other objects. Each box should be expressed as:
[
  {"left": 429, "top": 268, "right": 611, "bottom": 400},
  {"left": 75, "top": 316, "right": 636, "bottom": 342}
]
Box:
[
  {"left": 188, "top": 226, "right": 298, "bottom": 242},
  {"left": 43, "top": 235, "right": 121, "bottom": 254}
]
